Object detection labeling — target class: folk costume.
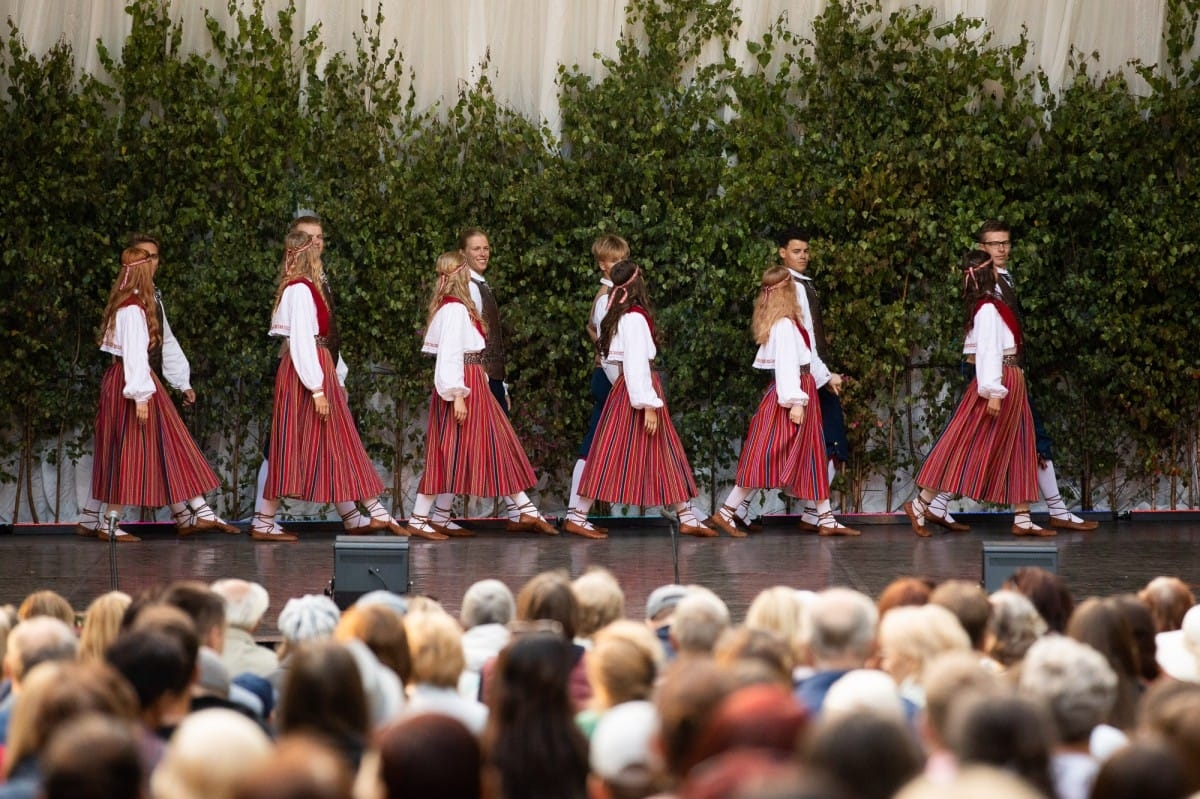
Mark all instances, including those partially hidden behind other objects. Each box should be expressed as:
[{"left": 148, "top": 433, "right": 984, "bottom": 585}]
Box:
[
  {"left": 568, "top": 276, "right": 614, "bottom": 511},
  {"left": 90, "top": 275, "right": 228, "bottom": 542},
  {"left": 406, "top": 296, "right": 555, "bottom": 539},
  {"left": 568, "top": 293, "right": 709, "bottom": 538}
]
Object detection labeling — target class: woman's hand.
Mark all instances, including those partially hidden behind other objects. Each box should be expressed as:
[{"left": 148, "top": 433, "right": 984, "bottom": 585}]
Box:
[
  {"left": 454, "top": 396, "right": 468, "bottom": 424},
  {"left": 987, "top": 397, "right": 1001, "bottom": 417},
  {"left": 313, "top": 393, "right": 330, "bottom": 420},
  {"left": 136, "top": 401, "right": 149, "bottom": 424},
  {"left": 789, "top": 404, "right": 806, "bottom": 426},
  {"left": 644, "top": 407, "right": 659, "bottom": 436}
]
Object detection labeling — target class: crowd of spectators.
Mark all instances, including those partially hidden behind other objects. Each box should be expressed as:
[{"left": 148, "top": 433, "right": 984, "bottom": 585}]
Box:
[{"left": 0, "top": 566, "right": 1198, "bottom": 799}]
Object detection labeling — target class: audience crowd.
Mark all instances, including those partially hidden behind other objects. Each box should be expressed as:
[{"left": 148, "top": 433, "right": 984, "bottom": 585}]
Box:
[{"left": 0, "top": 565, "right": 1198, "bottom": 799}]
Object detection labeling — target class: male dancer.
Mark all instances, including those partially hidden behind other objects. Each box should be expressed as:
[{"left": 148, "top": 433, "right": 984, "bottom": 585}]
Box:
[{"left": 924, "top": 220, "right": 1098, "bottom": 533}]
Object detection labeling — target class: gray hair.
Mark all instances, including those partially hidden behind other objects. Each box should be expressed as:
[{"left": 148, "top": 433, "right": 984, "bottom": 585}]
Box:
[
  {"left": 6, "top": 616, "right": 78, "bottom": 682},
  {"left": 1018, "top": 635, "right": 1117, "bottom": 743},
  {"left": 460, "top": 579, "right": 515, "bottom": 629},
  {"left": 671, "top": 587, "right": 731, "bottom": 655},
  {"left": 210, "top": 579, "right": 270, "bottom": 631},
  {"left": 987, "top": 590, "right": 1047, "bottom": 667},
  {"left": 807, "top": 587, "right": 878, "bottom": 665}
]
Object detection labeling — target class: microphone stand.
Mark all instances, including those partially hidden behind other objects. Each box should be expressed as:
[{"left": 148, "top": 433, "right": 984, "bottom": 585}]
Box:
[
  {"left": 658, "top": 510, "right": 681, "bottom": 585},
  {"left": 106, "top": 510, "right": 120, "bottom": 592}
]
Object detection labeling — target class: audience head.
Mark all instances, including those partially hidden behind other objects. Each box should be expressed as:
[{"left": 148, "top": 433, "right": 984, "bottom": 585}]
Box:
[
  {"left": 806, "top": 587, "right": 878, "bottom": 669},
  {"left": 822, "top": 668, "right": 906, "bottom": 725},
  {"left": 804, "top": 712, "right": 924, "bottom": 799},
  {"left": 654, "top": 657, "right": 734, "bottom": 781},
  {"left": 152, "top": 708, "right": 273, "bottom": 799},
  {"left": 18, "top": 589, "right": 75, "bottom": 626},
  {"left": 712, "top": 626, "right": 794, "bottom": 689},
  {"left": 278, "top": 641, "right": 369, "bottom": 757},
  {"left": 587, "top": 619, "right": 664, "bottom": 710},
  {"left": 105, "top": 624, "right": 197, "bottom": 716},
  {"left": 1067, "top": 596, "right": 1141, "bottom": 728},
  {"left": 689, "top": 683, "right": 807, "bottom": 766},
  {"left": 162, "top": 580, "right": 228, "bottom": 652},
  {"left": 875, "top": 576, "right": 932, "bottom": 617},
  {"left": 211, "top": 579, "right": 270, "bottom": 633},
  {"left": 516, "top": 570, "right": 578, "bottom": 640},
  {"left": 3, "top": 615, "right": 78, "bottom": 691},
  {"left": 1139, "top": 576, "right": 1195, "bottom": 633},
  {"left": 460, "top": 578, "right": 516, "bottom": 629},
  {"left": 1018, "top": 634, "right": 1117, "bottom": 744},
  {"left": 1090, "top": 738, "right": 1192, "bottom": 799},
  {"left": 1138, "top": 680, "right": 1200, "bottom": 790},
  {"left": 985, "top": 589, "right": 1046, "bottom": 667},
  {"left": 276, "top": 594, "right": 341, "bottom": 662},
  {"left": 78, "top": 590, "right": 132, "bottom": 663},
  {"left": 572, "top": 566, "right": 626, "bottom": 640},
  {"left": 929, "top": 580, "right": 991, "bottom": 651},
  {"left": 1155, "top": 603, "right": 1200, "bottom": 683},
  {"left": 41, "top": 713, "right": 143, "bottom": 799},
  {"left": 374, "top": 714, "right": 480, "bottom": 799},
  {"left": 335, "top": 602, "right": 411, "bottom": 683},
  {"left": 946, "top": 691, "right": 1056, "bottom": 797},
  {"left": 646, "top": 584, "right": 688, "bottom": 627},
  {"left": 1005, "top": 566, "right": 1074, "bottom": 633},
  {"left": 745, "top": 586, "right": 810, "bottom": 666},
  {"left": 1111, "top": 593, "right": 1159, "bottom": 682},
  {"left": 589, "top": 700, "right": 662, "bottom": 799},
  {"left": 877, "top": 603, "right": 971, "bottom": 690},
  {"left": 671, "top": 587, "right": 732, "bottom": 657},
  {"left": 920, "top": 650, "right": 1002, "bottom": 748},
  {"left": 233, "top": 734, "right": 353, "bottom": 799},
  {"left": 403, "top": 608, "right": 465, "bottom": 689}
]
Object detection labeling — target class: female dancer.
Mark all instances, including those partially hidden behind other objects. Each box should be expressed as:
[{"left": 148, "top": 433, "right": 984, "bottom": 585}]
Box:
[
  {"left": 405, "top": 251, "right": 557, "bottom": 538},
  {"left": 90, "top": 246, "right": 237, "bottom": 542},
  {"left": 565, "top": 260, "right": 710, "bottom": 539},
  {"left": 254, "top": 231, "right": 403, "bottom": 541},
  {"left": 903, "top": 250, "right": 1044, "bottom": 536},
  {"left": 707, "top": 266, "right": 860, "bottom": 537}
]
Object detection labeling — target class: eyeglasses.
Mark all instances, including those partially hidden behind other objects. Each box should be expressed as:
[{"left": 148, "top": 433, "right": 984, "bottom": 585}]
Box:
[{"left": 981, "top": 240, "right": 1011, "bottom": 249}]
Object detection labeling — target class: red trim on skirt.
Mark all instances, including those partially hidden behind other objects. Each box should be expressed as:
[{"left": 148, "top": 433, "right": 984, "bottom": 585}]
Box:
[
  {"left": 92, "top": 363, "right": 218, "bottom": 505},
  {"left": 916, "top": 365, "right": 1038, "bottom": 505},
  {"left": 578, "top": 373, "right": 698, "bottom": 506},
  {"left": 738, "top": 375, "right": 829, "bottom": 501},
  {"left": 417, "top": 364, "right": 537, "bottom": 496},
  {"left": 265, "top": 347, "right": 385, "bottom": 502}
]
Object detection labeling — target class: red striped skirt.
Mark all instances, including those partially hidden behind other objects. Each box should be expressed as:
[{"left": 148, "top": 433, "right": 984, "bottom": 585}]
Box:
[
  {"left": 738, "top": 376, "right": 829, "bottom": 502},
  {"left": 578, "top": 373, "right": 698, "bottom": 506},
  {"left": 265, "top": 347, "right": 385, "bottom": 503},
  {"left": 916, "top": 365, "right": 1038, "bottom": 505},
  {"left": 91, "top": 363, "right": 218, "bottom": 505},
  {"left": 417, "top": 364, "right": 537, "bottom": 496}
]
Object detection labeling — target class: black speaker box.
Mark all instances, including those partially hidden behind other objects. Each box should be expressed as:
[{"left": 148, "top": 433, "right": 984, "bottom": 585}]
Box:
[
  {"left": 331, "top": 535, "right": 410, "bottom": 608},
  {"left": 981, "top": 541, "right": 1058, "bottom": 593}
]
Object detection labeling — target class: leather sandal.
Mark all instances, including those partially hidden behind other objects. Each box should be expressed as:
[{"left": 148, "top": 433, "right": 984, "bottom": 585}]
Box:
[
  {"left": 816, "top": 512, "right": 861, "bottom": 537},
  {"left": 249, "top": 512, "right": 298, "bottom": 542},
  {"left": 97, "top": 527, "right": 141, "bottom": 543},
  {"left": 925, "top": 510, "right": 970, "bottom": 532},
  {"left": 903, "top": 500, "right": 932, "bottom": 538},
  {"left": 563, "top": 519, "right": 607, "bottom": 539},
  {"left": 705, "top": 510, "right": 746, "bottom": 538},
  {"left": 1048, "top": 516, "right": 1098, "bottom": 531},
  {"left": 396, "top": 519, "right": 449, "bottom": 541}
]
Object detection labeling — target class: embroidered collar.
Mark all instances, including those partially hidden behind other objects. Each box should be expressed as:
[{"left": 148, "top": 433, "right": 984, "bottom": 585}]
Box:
[{"left": 787, "top": 268, "right": 812, "bottom": 282}]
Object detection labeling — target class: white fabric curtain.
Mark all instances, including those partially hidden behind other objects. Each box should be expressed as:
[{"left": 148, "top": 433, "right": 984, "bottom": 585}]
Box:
[{"left": 0, "top": 1, "right": 1178, "bottom": 130}]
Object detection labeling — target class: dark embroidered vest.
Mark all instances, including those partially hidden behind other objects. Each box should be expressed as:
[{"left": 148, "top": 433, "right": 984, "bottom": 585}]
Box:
[{"left": 474, "top": 278, "right": 506, "bottom": 381}]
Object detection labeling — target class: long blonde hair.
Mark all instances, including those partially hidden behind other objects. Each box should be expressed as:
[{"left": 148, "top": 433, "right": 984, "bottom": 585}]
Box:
[
  {"left": 273, "top": 230, "right": 324, "bottom": 311},
  {"left": 99, "top": 247, "right": 160, "bottom": 349},
  {"left": 427, "top": 250, "right": 486, "bottom": 331},
  {"left": 751, "top": 265, "right": 804, "bottom": 345}
]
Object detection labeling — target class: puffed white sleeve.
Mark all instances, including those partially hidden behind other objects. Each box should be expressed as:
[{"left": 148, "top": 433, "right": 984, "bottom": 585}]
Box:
[
  {"left": 336, "top": 355, "right": 349, "bottom": 387},
  {"left": 158, "top": 303, "right": 192, "bottom": 392},
  {"left": 973, "top": 304, "right": 1010, "bottom": 400},
  {"left": 432, "top": 305, "right": 472, "bottom": 401},
  {"left": 771, "top": 321, "right": 810, "bottom": 407},
  {"left": 280, "top": 285, "right": 327, "bottom": 393},
  {"left": 620, "top": 315, "right": 663, "bottom": 410},
  {"left": 116, "top": 307, "right": 156, "bottom": 403}
]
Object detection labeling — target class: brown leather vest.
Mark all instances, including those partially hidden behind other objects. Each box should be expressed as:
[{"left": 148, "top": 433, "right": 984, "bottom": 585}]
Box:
[{"left": 474, "top": 278, "right": 506, "bottom": 380}]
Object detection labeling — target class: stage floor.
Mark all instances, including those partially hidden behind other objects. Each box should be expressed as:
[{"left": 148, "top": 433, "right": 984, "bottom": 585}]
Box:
[{"left": 2, "top": 513, "right": 1196, "bottom": 638}]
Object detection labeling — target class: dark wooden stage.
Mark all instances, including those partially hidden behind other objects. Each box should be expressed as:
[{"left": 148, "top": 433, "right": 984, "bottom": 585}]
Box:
[{"left": 2, "top": 512, "right": 1196, "bottom": 638}]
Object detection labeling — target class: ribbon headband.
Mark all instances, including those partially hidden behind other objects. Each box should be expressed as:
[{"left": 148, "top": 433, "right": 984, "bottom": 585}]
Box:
[
  {"left": 963, "top": 257, "right": 994, "bottom": 289},
  {"left": 119, "top": 255, "right": 154, "bottom": 288},
  {"left": 610, "top": 265, "right": 640, "bottom": 307},
  {"left": 284, "top": 237, "right": 318, "bottom": 272},
  {"left": 437, "top": 260, "right": 468, "bottom": 291}
]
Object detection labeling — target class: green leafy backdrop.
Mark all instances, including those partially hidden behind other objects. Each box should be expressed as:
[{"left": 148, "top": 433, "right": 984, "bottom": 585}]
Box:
[{"left": 3, "top": 0, "right": 1199, "bottom": 522}]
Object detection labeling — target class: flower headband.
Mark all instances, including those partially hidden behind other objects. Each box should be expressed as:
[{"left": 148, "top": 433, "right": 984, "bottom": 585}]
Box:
[
  {"left": 119, "top": 254, "right": 155, "bottom": 289},
  {"left": 284, "top": 237, "right": 318, "bottom": 273}
]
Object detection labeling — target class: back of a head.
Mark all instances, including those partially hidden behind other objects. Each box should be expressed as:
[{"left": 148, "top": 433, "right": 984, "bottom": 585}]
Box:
[
  {"left": 745, "top": 586, "right": 808, "bottom": 664},
  {"left": 587, "top": 621, "right": 662, "bottom": 709},
  {"left": 804, "top": 712, "right": 924, "bottom": 799},
  {"left": 232, "top": 734, "right": 354, "bottom": 799},
  {"left": 878, "top": 604, "right": 971, "bottom": 685},
  {"left": 41, "top": 713, "right": 143, "bottom": 799},
  {"left": 712, "top": 626, "right": 794, "bottom": 689},
  {"left": 403, "top": 609, "right": 464, "bottom": 689},
  {"left": 152, "top": 708, "right": 274, "bottom": 799},
  {"left": 106, "top": 626, "right": 196, "bottom": 711},
  {"left": 807, "top": 587, "right": 878, "bottom": 667},
  {"left": 163, "top": 580, "right": 227, "bottom": 646},
  {"left": 18, "top": 589, "right": 75, "bottom": 626},
  {"left": 516, "top": 571, "right": 578, "bottom": 640},
  {"left": 946, "top": 692, "right": 1055, "bottom": 797},
  {"left": 460, "top": 579, "right": 516, "bottom": 629},
  {"left": 876, "top": 577, "right": 932, "bottom": 617},
  {"left": 79, "top": 591, "right": 133, "bottom": 663},
  {"left": 590, "top": 700, "right": 662, "bottom": 798},
  {"left": 335, "top": 603, "right": 411, "bottom": 682},
  {"left": 654, "top": 657, "right": 734, "bottom": 780},
  {"left": 377, "top": 713, "right": 480, "bottom": 799},
  {"left": 1018, "top": 634, "right": 1117, "bottom": 744},
  {"left": 921, "top": 650, "right": 1003, "bottom": 745},
  {"left": 986, "top": 589, "right": 1047, "bottom": 667},
  {"left": 279, "top": 641, "right": 369, "bottom": 743},
  {"left": 1005, "top": 567, "right": 1073, "bottom": 633},
  {"left": 278, "top": 594, "right": 342, "bottom": 644},
  {"left": 8, "top": 615, "right": 78, "bottom": 681},
  {"left": 689, "top": 683, "right": 807, "bottom": 766},
  {"left": 1091, "top": 738, "right": 1192, "bottom": 799},
  {"left": 821, "top": 669, "right": 906, "bottom": 725},
  {"left": 671, "top": 588, "right": 731, "bottom": 656},
  {"left": 895, "top": 765, "right": 1044, "bottom": 799},
  {"left": 572, "top": 567, "right": 626, "bottom": 639},
  {"left": 211, "top": 579, "right": 270, "bottom": 631},
  {"left": 1139, "top": 576, "right": 1195, "bottom": 633},
  {"left": 929, "top": 580, "right": 991, "bottom": 650}
]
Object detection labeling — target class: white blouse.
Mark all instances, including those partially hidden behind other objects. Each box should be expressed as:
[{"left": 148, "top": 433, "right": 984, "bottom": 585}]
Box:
[
  {"left": 422, "top": 302, "right": 486, "bottom": 400},
  {"left": 100, "top": 304, "right": 156, "bottom": 403},
  {"left": 971, "top": 303, "right": 1017, "bottom": 399},
  {"left": 590, "top": 279, "right": 613, "bottom": 331},
  {"left": 270, "top": 283, "right": 327, "bottom": 393},
  {"left": 603, "top": 312, "right": 663, "bottom": 409},
  {"left": 752, "top": 318, "right": 813, "bottom": 407},
  {"left": 786, "top": 271, "right": 833, "bottom": 388}
]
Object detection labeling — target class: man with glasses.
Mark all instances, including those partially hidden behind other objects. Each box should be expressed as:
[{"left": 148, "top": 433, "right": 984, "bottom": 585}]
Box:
[{"left": 924, "top": 220, "right": 1098, "bottom": 533}]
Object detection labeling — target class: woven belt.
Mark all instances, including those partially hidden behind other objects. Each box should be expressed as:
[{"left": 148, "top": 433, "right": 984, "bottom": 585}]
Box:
[
  {"left": 464, "top": 352, "right": 485, "bottom": 365},
  {"left": 1002, "top": 355, "right": 1019, "bottom": 366},
  {"left": 314, "top": 336, "right": 331, "bottom": 349}
]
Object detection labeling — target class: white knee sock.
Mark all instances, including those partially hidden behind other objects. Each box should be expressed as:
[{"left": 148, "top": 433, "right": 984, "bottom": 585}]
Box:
[
  {"left": 1037, "top": 460, "right": 1080, "bottom": 520},
  {"left": 256, "top": 460, "right": 270, "bottom": 512},
  {"left": 927, "top": 492, "right": 953, "bottom": 520},
  {"left": 80, "top": 497, "right": 103, "bottom": 528},
  {"left": 336, "top": 501, "right": 366, "bottom": 528},
  {"left": 430, "top": 494, "right": 464, "bottom": 529},
  {"left": 721, "top": 486, "right": 752, "bottom": 520},
  {"left": 673, "top": 502, "right": 702, "bottom": 527},
  {"left": 411, "top": 493, "right": 436, "bottom": 521},
  {"left": 504, "top": 497, "right": 521, "bottom": 522},
  {"left": 568, "top": 459, "right": 587, "bottom": 509}
]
